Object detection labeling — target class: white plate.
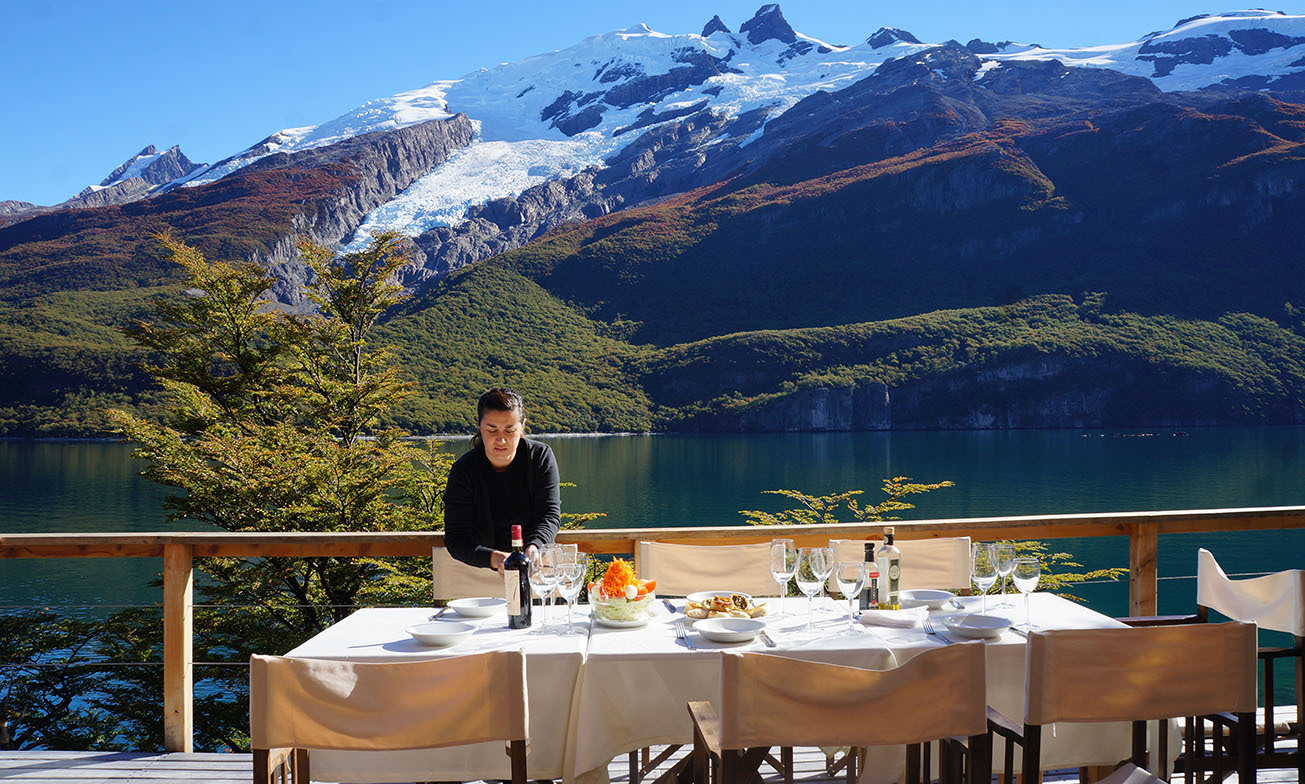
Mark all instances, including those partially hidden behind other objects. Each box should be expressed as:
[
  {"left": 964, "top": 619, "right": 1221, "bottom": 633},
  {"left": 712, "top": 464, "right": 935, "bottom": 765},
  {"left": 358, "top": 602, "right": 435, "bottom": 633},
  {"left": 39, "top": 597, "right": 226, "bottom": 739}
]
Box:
[
  {"left": 685, "top": 590, "right": 753, "bottom": 605},
  {"left": 594, "top": 614, "right": 651, "bottom": 628},
  {"left": 448, "top": 597, "right": 506, "bottom": 618},
  {"left": 941, "top": 613, "right": 1011, "bottom": 640},
  {"left": 406, "top": 621, "right": 476, "bottom": 647},
  {"left": 694, "top": 617, "right": 766, "bottom": 643},
  {"left": 899, "top": 589, "right": 956, "bottom": 610}
]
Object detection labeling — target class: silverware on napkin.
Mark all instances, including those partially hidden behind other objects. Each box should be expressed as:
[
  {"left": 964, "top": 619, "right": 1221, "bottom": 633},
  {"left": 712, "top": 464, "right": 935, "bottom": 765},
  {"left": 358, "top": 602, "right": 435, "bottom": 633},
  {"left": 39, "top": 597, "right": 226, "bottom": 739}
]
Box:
[{"left": 758, "top": 630, "right": 778, "bottom": 648}]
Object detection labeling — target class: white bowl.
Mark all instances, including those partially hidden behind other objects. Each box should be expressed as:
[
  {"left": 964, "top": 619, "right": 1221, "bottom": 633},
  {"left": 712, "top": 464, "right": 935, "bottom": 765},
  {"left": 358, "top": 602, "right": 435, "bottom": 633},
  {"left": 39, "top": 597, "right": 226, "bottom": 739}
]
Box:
[
  {"left": 406, "top": 621, "right": 476, "bottom": 647},
  {"left": 941, "top": 613, "right": 1011, "bottom": 640},
  {"left": 899, "top": 589, "right": 956, "bottom": 610},
  {"left": 693, "top": 617, "right": 766, "bottom": 643},
  {"left": 685, "top": 590, "right": 753, "bottom": 605},
  {"left": 448, "top": 597, "right": 506, "bottom": 618}
]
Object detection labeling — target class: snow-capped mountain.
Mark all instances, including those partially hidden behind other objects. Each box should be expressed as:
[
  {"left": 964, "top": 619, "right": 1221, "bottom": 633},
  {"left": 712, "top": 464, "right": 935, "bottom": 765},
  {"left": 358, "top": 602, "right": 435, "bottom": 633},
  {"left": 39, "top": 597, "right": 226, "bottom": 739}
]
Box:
[{"left": 123, "top": 6, "right": 1305, "bottom": 251}]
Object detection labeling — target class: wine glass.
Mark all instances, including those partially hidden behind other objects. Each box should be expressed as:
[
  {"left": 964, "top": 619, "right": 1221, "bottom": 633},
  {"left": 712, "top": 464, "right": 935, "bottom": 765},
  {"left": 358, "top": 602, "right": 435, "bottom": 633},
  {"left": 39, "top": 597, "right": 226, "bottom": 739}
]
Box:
[
  {"left": 769, "top": 539, "right": 796, "bottom": 616},
  {"left": 971, "top": 543, "right": 998, "bottom": 616},
  {"left": 529, "top": 546, "right": 561, "bottom": 633},
  {"left": 557, "top": 556, "right": 587, "bottom": 635},
  {"left": 834, "top": 561, "right": 867, "bottom": 635},
  {"left": 795, "top": 547, "right": 832, "bottom": 634},
  {"left": 994, "top": 542, "right": 1016, "bottom": 608},
  {"left": 1012, "top": 556, "right": 1041, "bottom": 629}
]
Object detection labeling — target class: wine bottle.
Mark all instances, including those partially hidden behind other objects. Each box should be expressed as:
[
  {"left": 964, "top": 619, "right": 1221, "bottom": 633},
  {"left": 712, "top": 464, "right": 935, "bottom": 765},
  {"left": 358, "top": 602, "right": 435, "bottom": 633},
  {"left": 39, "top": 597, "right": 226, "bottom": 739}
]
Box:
[
  {"left": 504, "top": 525, "right": 532, "bottom": 629},
  {"left": 876, "top": 527, "right": 902, "bottom": 610},
  {"left": 860, "top": 542, "right": 879, "bottom": 610}
]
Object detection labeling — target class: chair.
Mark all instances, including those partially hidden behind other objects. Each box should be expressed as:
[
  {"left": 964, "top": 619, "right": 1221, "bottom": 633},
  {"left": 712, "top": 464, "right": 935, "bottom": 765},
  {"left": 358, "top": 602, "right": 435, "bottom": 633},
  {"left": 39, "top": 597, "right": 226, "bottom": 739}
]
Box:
[
  {"left": 635, "top": 540, "right": 778, "bottom": 597},
  {"left": 830, "top": 536, "right": 973, "bottom": 592},
  {"left": 1193, "top": 548, "right": 1303, "bottom": 779},
  {"left": 688, "top": 643, "right": 990, "bottom": 784},
  {"left": 630, "top": 541, "right": 780, "bottom": 784},
  {"left": 249, "top": 650, "right": 528, "bottom": 784},
  {"left": 433, "top": 545, "right": 507, "bottom": 600},
  {"left": 987, "top": 622, "right": 1257, "bottom": 784}
]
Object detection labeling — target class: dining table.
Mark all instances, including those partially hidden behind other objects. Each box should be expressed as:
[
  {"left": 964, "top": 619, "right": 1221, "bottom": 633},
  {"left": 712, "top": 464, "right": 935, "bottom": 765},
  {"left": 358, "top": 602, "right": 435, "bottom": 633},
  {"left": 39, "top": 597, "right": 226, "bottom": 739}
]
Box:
[
  {"left": 279, "top": 591, "right": 1164, "bottom": 784},
  {"left": 281, "top": 605, "right": 590, "bottom": 784},
  {"left": 572, "top": 591, "right": 1149, "bottom": 784}
]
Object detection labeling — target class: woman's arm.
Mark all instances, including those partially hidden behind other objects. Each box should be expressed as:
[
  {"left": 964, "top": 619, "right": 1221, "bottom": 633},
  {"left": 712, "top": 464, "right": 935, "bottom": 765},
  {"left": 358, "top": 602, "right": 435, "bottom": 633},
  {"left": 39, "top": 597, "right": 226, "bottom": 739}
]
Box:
[
  {"left": 525, "top": 443, "right": 562, "bottom": 551},
  {"left": 443, "top": 459, "right": 495, "bottom": 569}
]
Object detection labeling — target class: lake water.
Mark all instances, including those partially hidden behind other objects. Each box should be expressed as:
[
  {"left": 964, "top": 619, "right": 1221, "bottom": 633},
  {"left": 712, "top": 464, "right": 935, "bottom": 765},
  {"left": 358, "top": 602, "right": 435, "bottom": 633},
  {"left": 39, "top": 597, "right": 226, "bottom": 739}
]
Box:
[
  {"left": 4, "top": 428, "right": 1303, "bottom": 613},
  {"left": 3, "top": 429, "right": 1302, "bottom": 703}
]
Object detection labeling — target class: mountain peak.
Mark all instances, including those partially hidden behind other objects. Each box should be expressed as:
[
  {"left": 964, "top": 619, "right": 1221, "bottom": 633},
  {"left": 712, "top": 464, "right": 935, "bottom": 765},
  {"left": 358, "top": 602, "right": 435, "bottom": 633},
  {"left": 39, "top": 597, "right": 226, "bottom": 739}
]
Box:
[
  {"left": 739, "top": 4, "right": 797, "bottom": 45},
  {"left": 866, "top": 27, "right": 921, "bottom": 48},
  {"left": 701, "top": 14, "right": 731, "bottom": 37}
]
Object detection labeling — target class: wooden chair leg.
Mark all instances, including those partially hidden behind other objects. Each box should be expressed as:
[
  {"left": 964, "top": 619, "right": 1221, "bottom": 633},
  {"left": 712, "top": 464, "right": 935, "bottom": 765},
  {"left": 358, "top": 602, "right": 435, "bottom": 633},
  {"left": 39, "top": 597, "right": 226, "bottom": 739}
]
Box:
[
  {"left": 1021, "top": 724, "right": 1042, "bottom": 784},
  {"left": 1235, "top": 711, "right": 1254, "bottom": 784},
  {"left": 970, "top": 732, "right": 992, "bottom": 784},
  {"left": 630, "top": 751, "right": 640, "bottom": 784},
  {"left": 782, "top": 746, "right": 793, "bottom": 784},
  {"left": 510, "top": 739, "right": 527, "bottom": 784},
  {"left": 291, "top": 748, "right": 308, "bottom": 784},
  {"left": 253, "top": 748, "right": 270, "bottom": 784},
  {"left": 907, "top": 742, "right": 921, "bottom": 784}
]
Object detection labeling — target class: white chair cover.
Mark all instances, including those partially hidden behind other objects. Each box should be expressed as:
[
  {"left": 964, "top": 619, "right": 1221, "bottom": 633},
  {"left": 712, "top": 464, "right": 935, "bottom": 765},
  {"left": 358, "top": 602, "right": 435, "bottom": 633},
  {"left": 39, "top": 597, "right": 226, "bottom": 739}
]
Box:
[
  {"left": 1196, "top": 548, "right": 1305, "bottom": 636},
  {"left": 1025, "top": 622, "right": 1257, "bottom": 726},
  {"left": 719, "top": 642, "right": 987, "bottom": 749},
  {"left": 830, "top": 537, "right": 971, "bottom": 591},
  {"left": 433, "top": 546, "right": 508, "bottom": 600},
  {"left": 249, "top": 650, "right": 528, "bottom": 751},
  {"left": 636, "top": 541, "right": 777, "bottom": 596}
]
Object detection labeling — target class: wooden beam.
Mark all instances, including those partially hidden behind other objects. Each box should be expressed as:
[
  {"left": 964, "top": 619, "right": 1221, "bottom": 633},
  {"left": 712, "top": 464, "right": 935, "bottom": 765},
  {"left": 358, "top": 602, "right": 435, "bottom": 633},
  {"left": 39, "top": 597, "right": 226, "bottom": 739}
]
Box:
[
  {"left": 163, "top": 543, "right": 193, "bottom": 753},
  {"left": 1128, "top": 524, "right": 1158, "bottom": 616}
]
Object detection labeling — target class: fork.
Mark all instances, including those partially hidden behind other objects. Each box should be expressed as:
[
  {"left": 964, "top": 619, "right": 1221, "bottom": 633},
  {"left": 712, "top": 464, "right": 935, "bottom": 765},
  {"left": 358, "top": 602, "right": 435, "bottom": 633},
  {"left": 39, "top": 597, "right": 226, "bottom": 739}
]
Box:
[{"left": 675, "top": 618, "right": 695, "bottom": 650}]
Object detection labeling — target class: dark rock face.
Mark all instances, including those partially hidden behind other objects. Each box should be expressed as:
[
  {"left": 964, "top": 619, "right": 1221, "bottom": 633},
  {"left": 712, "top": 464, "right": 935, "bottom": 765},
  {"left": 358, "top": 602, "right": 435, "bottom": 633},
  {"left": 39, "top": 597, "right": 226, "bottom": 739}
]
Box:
[
  {"left": 866, "top": 27, "right": 921, "bottom": 48},
  {"left": 1139, "top": 34, "right": 1234, "bottom": 77},
  {"left": 734, "top": 384, "right": 891, "bottom": 431},
  {"left": 98, "top": 144, "right": 203, "bottom": 188},
  {"left": 701, "top": 15, "right": 730, "bottom": 37},
  {"left": 1226, "top": 27, "right": 1305, "bottom": 56},
  {"left": 965, "top": 38, "right": 1000, "bottom": 54},
  {"left": 242, "top": 115, "right": 476, "bottom": 306},
  {"left": 65, "top": 178, "right": 152, "bottom": 209},
  {"left": 0, "top": 200, "right": 36, "bottom": 215},
  {"left": 739, "top": 4, "right": 797, "bottom": 45}
]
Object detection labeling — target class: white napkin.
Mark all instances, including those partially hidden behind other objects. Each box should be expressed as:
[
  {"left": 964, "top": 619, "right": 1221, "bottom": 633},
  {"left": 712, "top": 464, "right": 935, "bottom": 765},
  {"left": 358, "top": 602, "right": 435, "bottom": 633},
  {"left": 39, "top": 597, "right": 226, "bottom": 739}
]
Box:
[{"left": 859, "top": 607, "right": 928, "bottom": 629}]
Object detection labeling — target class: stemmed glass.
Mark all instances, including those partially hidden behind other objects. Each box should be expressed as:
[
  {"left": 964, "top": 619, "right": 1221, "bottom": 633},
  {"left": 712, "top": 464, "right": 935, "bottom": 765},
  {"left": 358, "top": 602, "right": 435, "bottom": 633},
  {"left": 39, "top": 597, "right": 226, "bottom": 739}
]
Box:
[
  {"left": 769, "top": 539, "right": 796, "bottom": 616},
  {"left": 556, "top": 555, "right": 587, "bottom": 635},
  {"left": 994, "top": 542, "right": 1016, "bottom": 608},
  {"left": 834, "top": 561, "right": 867, "bottom": 635},
  {"left": 529, "top": 544, "right": 561, "bottom": 633},
  {"left": 796, "top": 546, "right": 834, "bottom": 634},
  {"left": 1012, "top": 557, "right": 1041, "bottom": 630},
  {"left": 971, "top": 543, "right": 998, "bottom": 616}
]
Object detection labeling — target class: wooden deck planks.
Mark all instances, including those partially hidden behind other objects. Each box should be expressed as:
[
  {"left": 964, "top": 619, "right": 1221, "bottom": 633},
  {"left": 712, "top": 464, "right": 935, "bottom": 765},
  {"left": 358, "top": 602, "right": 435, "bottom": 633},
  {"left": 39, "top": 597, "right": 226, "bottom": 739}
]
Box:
[{"left": 0, "top": 744, "right": 1296, "bottom": 784}]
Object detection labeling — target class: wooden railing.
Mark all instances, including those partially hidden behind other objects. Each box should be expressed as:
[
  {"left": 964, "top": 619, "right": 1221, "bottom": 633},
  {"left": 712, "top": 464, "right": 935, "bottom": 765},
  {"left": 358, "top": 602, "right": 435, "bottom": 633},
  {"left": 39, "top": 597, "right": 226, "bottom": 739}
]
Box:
[{"left": 3, "top": 505, "right": 1304, "bottom": 752}]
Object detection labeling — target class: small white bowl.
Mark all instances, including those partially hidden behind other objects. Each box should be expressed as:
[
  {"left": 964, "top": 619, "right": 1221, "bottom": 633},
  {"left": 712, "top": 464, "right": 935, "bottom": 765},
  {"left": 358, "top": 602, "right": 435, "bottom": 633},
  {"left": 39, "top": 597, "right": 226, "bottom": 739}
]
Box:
[
  {"left": 899, "top": 589, "right": 956, "bottom": 610},
  {"left": 448, "top": 597, "right": 506, "bottom": 618},
  {"left": 685, "top": 590, "right": 753, "bottom": 605},
  {"left": 693, "top": 617, "right": 766, "bottom": 643},
  {"left": 941, "top": 613, "right": 1011, "bottom": 640},
  {"left": 406, "top": 621, "right": 476, "bottom": 647}
]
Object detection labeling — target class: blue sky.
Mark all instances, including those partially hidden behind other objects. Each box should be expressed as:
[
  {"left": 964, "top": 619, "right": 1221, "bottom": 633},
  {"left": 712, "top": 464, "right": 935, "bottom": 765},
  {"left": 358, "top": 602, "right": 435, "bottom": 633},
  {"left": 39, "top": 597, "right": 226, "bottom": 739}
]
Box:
[{"left": 1, "top": 1, "right": 1228, "bottom": 205}]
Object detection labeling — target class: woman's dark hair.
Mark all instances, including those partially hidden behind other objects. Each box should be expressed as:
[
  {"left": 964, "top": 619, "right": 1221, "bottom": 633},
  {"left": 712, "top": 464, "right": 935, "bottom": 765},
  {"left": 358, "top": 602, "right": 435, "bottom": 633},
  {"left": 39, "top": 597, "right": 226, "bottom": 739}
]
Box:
[{"left": 470, "top": 388, "right": 526, "bottom": 449}]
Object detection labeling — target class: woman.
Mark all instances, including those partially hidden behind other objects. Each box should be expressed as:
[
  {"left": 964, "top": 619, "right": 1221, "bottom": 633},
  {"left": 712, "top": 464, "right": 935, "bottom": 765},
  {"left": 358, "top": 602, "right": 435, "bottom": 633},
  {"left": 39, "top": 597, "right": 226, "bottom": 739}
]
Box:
[{"left": 444, "top": 388, "right": 560, "bottom": 573}]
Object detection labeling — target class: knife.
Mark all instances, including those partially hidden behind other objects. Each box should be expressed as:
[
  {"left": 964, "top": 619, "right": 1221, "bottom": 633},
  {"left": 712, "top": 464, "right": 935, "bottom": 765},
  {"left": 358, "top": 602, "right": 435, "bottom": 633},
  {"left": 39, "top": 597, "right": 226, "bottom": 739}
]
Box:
[
  {"left": 663, "top": 598, "right": 678, "bottom": 614},
  {"left": 428, "top": 605, "right": 450, "bottom": 621},
  {"left": 758, "top": 630, "right": 778, "bottom": 648}
]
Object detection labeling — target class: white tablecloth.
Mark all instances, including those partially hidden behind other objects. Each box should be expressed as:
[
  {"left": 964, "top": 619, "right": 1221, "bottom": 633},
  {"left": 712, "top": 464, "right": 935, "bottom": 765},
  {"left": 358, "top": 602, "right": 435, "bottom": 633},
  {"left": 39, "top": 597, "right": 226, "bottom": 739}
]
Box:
[
  {"left": 573, "top": 592, "right": 1138, "bottom": 784},
  {"left": 283, "top": 605, "right": 588, "bottom": 783},
  {"left": 282, "top": 594, "right": 1160, "bottom": 784}
]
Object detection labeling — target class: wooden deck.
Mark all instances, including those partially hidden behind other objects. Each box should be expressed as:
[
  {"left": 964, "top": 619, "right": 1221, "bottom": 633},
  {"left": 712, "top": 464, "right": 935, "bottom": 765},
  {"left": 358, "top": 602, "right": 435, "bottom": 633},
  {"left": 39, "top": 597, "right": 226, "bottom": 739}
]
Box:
[{"left": 0, "top": 745, "right": 1297, "bottom": 784}]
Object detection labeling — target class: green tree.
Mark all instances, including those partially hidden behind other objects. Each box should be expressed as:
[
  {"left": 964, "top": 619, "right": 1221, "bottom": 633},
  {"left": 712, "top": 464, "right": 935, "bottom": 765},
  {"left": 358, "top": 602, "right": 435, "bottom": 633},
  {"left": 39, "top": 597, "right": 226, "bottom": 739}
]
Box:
[{"left": 105, "top": 231, "right": 451, "bottom": 749}]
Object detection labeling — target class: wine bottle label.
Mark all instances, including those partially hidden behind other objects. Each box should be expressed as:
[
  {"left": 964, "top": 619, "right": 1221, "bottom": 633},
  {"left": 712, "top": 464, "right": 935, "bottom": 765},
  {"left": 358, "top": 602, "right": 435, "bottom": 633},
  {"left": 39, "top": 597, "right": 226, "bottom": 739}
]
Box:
[{"left": 505, "top": 570, "right": 521, "bottom": 615}]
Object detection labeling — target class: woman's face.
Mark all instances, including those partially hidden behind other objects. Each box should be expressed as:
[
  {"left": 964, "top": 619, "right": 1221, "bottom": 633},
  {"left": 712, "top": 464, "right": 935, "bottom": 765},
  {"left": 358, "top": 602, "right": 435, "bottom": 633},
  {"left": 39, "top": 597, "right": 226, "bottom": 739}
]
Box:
[{"left": 479, "top": 408, "right": 524, "bottom": 470}]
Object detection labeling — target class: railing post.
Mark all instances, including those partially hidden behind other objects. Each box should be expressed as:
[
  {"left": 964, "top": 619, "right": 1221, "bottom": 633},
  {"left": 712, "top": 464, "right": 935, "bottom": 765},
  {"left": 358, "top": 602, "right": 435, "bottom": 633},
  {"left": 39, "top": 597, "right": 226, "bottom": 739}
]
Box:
[
  {"left": 163, "top": 542, "right": 193, "bottom": 752},
  {"left": 1128, "top": 523, "right": 1158, "bottom": 617}
]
